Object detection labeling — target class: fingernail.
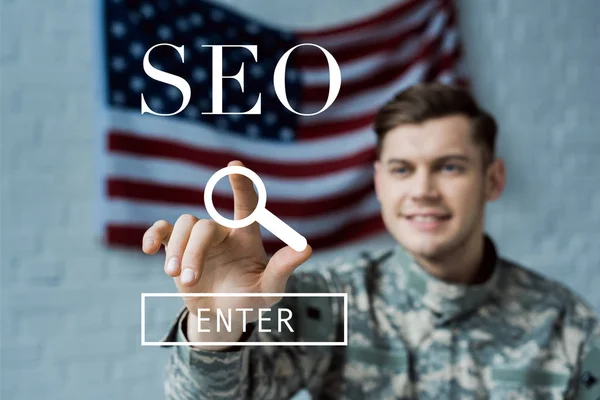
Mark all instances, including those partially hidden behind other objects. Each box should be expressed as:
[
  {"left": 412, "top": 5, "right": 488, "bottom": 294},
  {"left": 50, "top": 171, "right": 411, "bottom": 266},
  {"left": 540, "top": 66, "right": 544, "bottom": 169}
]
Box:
[
  {"left": 180, "top": 268, "right": 196, "bottom": 284},
  {"left": 144, "top": 238, "right": 155, "bottom": 248},
  {"left": 167, "top": 258, "right": 180, "bottom": 274}
]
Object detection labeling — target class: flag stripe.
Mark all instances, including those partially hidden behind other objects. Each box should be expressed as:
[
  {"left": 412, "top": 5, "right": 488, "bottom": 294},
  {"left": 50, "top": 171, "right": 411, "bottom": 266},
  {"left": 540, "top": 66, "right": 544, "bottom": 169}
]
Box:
[
  {"left": 299, "top": 14, "right": 455, "bottom": 123},
  {"left": 107, "top": 213, "right": 385, "bottom": 254},
  {"left": 301, "top": 31, "right": 447, "bottom": 104},
  {"left": 109, "top": 131, "right": 376, "bottom": 178},
  {"left": 295, "top": 0, "right": 437, "bottom": 51},
  {"left": 299, "top": 61, "right": 429, "bottom": 130},
  {"left": 295, "top": 0, "right": 425, "bottom": 39},
  {"left": 107, "top": 110, "right": 376, "bottom": 158},
  {"left": 106, "top": 154, "right": 374, "bottom": 200},
  {"left": 300, "top": 26, "right": 432, "bottom": 85},
  {"left": 107, "top": 178, "right": 376, "bottom": 218},
  {"left": 296, "top": 6, "right": 443, "bottom": 69},
  {"left": 297, "top": 112, "right": 376, "bottom": 140},
  {"left": 105, "top": 194, "right": 381, "bottom": 237}
]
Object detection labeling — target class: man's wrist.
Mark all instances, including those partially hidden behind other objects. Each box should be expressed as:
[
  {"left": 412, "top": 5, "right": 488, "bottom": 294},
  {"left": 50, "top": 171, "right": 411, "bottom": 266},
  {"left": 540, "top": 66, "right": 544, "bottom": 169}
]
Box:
[{"left": 185, "top": 312, "right": 249, "bottom": 351}]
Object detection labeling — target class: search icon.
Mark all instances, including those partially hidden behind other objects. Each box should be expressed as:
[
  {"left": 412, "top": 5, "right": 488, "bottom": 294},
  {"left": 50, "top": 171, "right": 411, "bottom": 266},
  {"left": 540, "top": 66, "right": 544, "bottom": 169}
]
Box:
[{"left": 204, "top": 166, "right": 308, "bottom": 252}]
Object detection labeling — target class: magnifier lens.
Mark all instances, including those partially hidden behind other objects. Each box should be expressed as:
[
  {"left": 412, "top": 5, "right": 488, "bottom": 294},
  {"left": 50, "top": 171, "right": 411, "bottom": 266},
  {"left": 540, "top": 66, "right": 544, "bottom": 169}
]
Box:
[
  {"left": 204, "top": 166, "right": 267, "bottom": 229},
  {"left": 204, "top": 165, "right": 307, "bottom": 252}
]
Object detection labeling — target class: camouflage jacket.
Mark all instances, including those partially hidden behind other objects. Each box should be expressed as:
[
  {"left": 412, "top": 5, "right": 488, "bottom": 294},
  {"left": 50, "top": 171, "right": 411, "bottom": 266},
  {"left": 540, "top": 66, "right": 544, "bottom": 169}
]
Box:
[{"left": 161, "top": 238, "right": 600, "bottom": 399}]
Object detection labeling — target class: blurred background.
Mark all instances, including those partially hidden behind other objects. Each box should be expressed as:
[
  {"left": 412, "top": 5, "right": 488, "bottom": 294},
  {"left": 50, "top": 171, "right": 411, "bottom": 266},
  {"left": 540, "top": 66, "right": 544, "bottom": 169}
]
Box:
[{"left": 1, "top": 0, "right": 599, "bottom": 399}]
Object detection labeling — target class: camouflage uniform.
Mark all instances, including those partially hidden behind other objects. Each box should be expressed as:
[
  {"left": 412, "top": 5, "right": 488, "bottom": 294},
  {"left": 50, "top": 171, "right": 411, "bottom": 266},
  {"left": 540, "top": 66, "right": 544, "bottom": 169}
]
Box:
[{"left": 161, "top": 237, "right": 600, "bottom": 399}]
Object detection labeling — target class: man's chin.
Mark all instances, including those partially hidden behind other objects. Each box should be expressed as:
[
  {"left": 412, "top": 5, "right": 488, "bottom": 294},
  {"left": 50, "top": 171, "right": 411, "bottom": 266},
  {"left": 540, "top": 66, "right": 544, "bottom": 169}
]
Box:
[{"left": 395, "top": 235, "right": 451, "bottom": 259}]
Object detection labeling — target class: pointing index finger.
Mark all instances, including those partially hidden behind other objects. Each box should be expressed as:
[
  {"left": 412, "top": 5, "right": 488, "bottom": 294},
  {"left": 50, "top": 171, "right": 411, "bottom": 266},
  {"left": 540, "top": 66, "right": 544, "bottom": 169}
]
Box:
[{"left": 227, "top": 160, "right": 261, "bottom": 234}]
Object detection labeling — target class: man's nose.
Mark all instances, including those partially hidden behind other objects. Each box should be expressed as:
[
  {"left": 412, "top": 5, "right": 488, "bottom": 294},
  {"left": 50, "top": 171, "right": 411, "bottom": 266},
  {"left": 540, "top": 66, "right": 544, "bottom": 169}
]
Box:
[{"left": 410, "top": 170, "right": 440, "bottom": 200}]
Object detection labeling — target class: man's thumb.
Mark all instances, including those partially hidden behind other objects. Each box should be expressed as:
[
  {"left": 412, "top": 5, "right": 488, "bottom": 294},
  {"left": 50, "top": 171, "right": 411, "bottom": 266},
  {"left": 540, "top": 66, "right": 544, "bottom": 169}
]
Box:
[{"left": 261, "top": 245, "right": 313, "bottom": 293}]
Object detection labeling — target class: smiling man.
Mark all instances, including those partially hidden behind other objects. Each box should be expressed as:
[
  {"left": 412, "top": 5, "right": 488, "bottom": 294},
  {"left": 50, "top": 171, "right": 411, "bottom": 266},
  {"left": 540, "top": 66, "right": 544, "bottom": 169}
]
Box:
[
  {"left": 152, "top": 83, "right": 600, "bottom": 399},
  {"left": 373, "top": 91, "right": 504, "bottom": 287}
]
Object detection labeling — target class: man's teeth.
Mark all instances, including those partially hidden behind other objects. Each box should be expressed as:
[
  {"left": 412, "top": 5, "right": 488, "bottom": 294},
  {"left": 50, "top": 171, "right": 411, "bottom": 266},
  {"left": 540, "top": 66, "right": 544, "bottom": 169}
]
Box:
[{"left": 412, "top": 215, "right": 445, "bottom": 222}]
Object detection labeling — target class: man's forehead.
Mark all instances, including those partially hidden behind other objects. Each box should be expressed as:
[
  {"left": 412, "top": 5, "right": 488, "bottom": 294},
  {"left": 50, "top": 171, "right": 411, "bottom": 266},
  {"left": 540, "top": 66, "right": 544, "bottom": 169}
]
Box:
[{"left": 380, "top": 116, "right": 476, "bottom": 160}]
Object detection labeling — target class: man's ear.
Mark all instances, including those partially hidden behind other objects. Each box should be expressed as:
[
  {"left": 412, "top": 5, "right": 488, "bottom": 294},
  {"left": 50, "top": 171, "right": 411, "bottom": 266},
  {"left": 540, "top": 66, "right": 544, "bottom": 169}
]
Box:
[
  {"left": 486, "top": 158, "right": 506, "bottom": 201},
  {"left": 373, "top": 160, "right": 382, "bottom": 203}
]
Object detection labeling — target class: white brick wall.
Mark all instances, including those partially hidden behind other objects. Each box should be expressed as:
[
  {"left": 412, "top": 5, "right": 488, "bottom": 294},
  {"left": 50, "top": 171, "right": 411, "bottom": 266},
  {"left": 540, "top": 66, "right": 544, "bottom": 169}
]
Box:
[{"left": 1, "top": 0, "right": 598, "bottom": 399}]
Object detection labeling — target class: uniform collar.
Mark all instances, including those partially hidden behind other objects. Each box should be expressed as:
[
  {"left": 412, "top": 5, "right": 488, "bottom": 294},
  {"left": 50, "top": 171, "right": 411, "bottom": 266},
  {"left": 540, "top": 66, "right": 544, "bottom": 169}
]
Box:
[{"left": 385, "top": 236, "right": 501, "bottom": 323}]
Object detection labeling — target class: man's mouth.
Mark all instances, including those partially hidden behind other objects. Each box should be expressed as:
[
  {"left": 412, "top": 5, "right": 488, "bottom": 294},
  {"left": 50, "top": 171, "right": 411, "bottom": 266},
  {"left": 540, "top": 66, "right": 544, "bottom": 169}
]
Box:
[{"left": 402, "top": 212, "right": 451, "bottom": 230}]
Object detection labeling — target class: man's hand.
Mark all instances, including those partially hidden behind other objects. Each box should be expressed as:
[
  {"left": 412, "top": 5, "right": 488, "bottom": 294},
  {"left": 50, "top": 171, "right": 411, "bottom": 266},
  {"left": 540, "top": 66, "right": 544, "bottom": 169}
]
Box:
[{"left": 142, "top": 160, "right": 312, "bottom": 348}]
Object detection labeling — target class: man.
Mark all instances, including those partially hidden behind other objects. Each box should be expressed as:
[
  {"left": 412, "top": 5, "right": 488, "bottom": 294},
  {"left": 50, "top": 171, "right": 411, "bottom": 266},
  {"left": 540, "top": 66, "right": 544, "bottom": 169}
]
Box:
[{"left": 143, "top": 83, "right": 600, "bottom": 399}]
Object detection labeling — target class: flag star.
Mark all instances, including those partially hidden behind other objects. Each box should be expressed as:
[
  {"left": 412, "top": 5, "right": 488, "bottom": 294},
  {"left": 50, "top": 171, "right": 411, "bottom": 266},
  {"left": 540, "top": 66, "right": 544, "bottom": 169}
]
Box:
[
  {"left": 184, "top": 46, "right": 193, "bottom": 61},
  {"left": 279, "top": 127, "right": 294, "bottom": 141},
  {"left": 111, "top": 22, "right": 126, "bottom": 38},
  {"left": 211, "top": 9, "right": 224, "bottom": 22},
  {"left": 112, "top": 91, "right": 126, "bottom": 104},
  {"left": 130, "top": 76, "right": 145, "bottom": 92},
  {"left": 184, "top": 105, "right": 199, "bottom": 119},
  {"left": 229, "top": 79, "right": 240, "bottom": 90},
  {"left": 216, "top": 118, "right": 229, "bottom": 130},
  {"left": 200, "top": 99, "right": 210, "bottom": 111},
  {"left": 190, "top": 13, "right": 204, "bottom": 26},
  {"left": 227, "top": 106, "right": 242, "bottom": 120},
  {"left": 166, "top": 85, "right": 180, "bottom": 100},
  {"left": 246, "top": 23, "right": 260, "bottom": 35},
  {"left": 246, "top": 124, "right": 260, "bottom": 138},
  {"left": 192, "top": 67, "right": 207, "bottom": 82},
  {"left": 140, "top": 3, "right": 154, "bottom": 18},
  {"left": 288, "top": 69, "right": 298, "bottom": 82},
  {"left": 157, "top": 25, "right": 172, "bottom": 40},
  {"left": 150, "top": 98, "right": 164, "bottom": 112},
  {"left": 226, "top": 28, "right": 237, "bottom": 39},
  {"left": 111, "top": 56, "right": 126, "bottom": 71},
  {"left": 250, "top": 64, "right": 263, "bottom": 78},
  {"left": 194, "top": 37, "right": 208, "bottom": 51},
  {"left": 438, "top": 74, "right": 452, "bottom": 84},
  {"left": 130, "top": 42, "right": 145, "bottom": 59},
  {"left": 154, "top": 62, "right": 164, "bottom": 71},
  {"left": 265, "top": 112, "right": 277, "bottom": 125},
  {"left": 176, "top": 18, "right": 188, "bottom": 32},
  {"left": 248, "top": 95, "right": 259, "bottom": 107},
  {"left": 128, "top": 11, "right": 140, "bottom": 25}
]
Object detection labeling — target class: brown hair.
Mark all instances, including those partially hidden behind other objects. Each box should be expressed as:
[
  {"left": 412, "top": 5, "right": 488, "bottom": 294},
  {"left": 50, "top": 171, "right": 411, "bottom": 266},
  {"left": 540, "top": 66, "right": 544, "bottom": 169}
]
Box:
[{"left": 373, "top": 83, "right": 497, "bottom": 164}]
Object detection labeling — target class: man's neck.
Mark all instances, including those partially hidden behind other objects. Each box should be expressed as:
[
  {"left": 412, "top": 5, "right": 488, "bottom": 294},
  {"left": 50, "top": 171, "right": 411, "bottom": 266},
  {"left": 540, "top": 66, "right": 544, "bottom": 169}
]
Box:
[{"left": 413, "top": 234, "right": 488, "bottom": 285}]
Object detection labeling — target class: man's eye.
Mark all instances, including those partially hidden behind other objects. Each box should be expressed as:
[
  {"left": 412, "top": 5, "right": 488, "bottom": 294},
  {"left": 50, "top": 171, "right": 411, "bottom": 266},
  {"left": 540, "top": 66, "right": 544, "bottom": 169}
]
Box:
[
  {"left": 391, "top": 167, "right": 408, "bottom": 175},
  {"left": 441, "top": 164, "right": 462, "bottom": 173}
]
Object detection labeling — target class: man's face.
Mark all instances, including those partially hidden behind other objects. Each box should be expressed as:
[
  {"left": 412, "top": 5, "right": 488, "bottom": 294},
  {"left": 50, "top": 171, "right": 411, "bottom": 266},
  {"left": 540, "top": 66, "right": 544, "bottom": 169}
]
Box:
[{"left": 374, "top": 115, "right": 504, "bottom": 261}]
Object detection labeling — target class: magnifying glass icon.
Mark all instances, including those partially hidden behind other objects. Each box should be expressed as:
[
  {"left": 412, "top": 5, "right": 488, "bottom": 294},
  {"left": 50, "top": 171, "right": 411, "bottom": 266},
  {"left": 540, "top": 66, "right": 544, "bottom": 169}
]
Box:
[{"left": 204, "top": 166, "right": 308, "bottom": 252}]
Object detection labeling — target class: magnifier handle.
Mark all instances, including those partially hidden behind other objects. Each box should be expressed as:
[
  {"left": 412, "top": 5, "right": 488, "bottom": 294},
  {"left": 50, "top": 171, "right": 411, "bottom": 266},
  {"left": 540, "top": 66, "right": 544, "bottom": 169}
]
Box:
[{"left": 257, "top": 209, "right": 307, "bottom": 252}]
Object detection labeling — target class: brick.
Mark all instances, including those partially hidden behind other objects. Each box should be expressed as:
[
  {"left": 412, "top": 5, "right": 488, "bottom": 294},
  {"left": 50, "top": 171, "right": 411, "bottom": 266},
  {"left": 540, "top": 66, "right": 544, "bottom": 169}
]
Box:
[
  {"left": 64, "top": 359, "right": 112, "bottom": 385},
  {"left": 47, "top": 328, "right": 131, "bottom": 361},
  {"left": 1, "top": 364, "right": 65, "bottom": 399},
  {"left": 111, "top": 351, "right": 169, "bottom": 382},
  {"left": 14, "top": 310, "right": 66, "bottom": 345},
  {"left": 0, "top": 344, "right": 44, "bottom": 368}
]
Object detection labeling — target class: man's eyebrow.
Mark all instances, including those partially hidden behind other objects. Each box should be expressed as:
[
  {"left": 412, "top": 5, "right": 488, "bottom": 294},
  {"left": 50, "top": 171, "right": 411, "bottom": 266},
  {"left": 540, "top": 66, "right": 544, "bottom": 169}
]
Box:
[
  {"left": 435, "top": 155, "right": 471, "bottom": 163},
  {"left": 386, "top": 158, "right": 409, "bottom": 165},
  {"left": 386, "top": 155, "right": 471, "bottom": 165}
]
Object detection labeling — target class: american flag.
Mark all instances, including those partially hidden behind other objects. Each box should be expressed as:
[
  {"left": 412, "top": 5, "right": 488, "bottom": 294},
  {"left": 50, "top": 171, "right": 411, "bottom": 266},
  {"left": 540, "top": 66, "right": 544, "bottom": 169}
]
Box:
[{"left": 98, "top": 0, "right": 467, "bottom": 254}]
